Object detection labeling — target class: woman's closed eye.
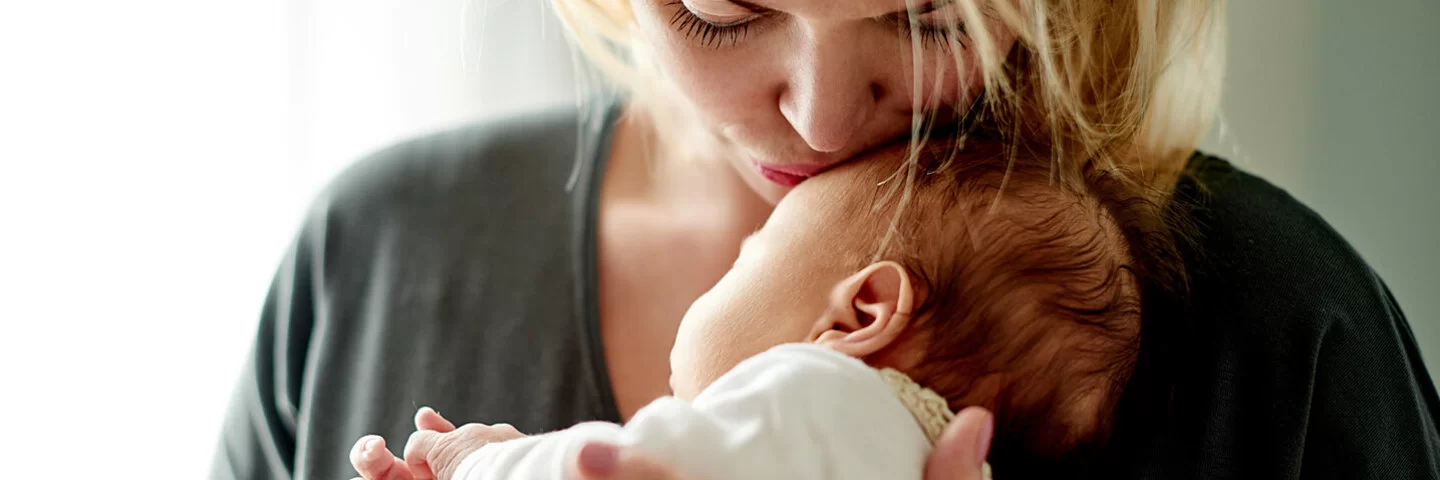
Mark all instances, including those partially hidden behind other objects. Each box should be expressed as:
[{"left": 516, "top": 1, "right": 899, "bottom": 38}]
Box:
[
  {"left": 889, "top": 1, "right": 969, "bottom": 51},
  {"left": 665, "top": 0, "right": 766, "bottom": 49},
  {"left": 664, "top": 0, "right": 967, "bottom": 50}
]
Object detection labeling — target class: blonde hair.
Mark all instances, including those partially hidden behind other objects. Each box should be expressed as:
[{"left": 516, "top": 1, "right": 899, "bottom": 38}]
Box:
[{"left": 548, "top": 0, "right": 1226, "bottom": 189}]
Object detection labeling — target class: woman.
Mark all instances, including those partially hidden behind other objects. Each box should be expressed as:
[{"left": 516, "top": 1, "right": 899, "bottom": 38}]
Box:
[{"left": 211, "top": 0, "right": 1440, "bottom": 479}]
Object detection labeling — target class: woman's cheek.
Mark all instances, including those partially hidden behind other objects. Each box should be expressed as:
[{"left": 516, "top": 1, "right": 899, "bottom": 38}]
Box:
[
  {"left": 629, "top": 9, "right": 773, "bottom": 122},
  {"left": 658, "top": 44, "right": 775, "bottom": 127},
  {"left": 903, "top": 51, "right": 975, "bottom": 113}
]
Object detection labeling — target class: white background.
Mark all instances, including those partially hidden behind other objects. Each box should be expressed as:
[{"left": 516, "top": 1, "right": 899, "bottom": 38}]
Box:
[
  {"left": 0, "top": 0, "right": 574, "bottom": 477},
  {"left": 0, "top": 0, "right": 1435, "bottom": 478}
]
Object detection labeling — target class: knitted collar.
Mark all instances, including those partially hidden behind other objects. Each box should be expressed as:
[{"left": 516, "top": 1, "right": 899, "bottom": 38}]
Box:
[
  {"left": 877, "top": 367, "right": 994, "bottom": 480},
  {"left": 877, "top": 367, "right": 955, "bottom": 444}
]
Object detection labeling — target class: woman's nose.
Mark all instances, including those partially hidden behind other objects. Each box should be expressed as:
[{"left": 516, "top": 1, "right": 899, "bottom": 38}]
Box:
[{"left": 777, "top": 30, "right": 883, "bottom": 154}]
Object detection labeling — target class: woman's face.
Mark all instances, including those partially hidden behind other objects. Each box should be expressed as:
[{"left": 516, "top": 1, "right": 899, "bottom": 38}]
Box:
[{"left": 629, "top": 0, "right": 1015, "bottom": 203}]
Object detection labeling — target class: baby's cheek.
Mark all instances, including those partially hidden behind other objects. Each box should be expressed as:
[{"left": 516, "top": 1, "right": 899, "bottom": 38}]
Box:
[
  {"left": 671, "top": 322, "right": 757, "bottom": 399},
  {"left": 667, "top": 335, "right": 700, "bottom": 399},
  {"left": 668, "top": 350, "right": 717, "bottom": 401},
  {"left": 670, "top": 272, "right": 819, "bottom": 397},
  {"left": 669, "top": 311, "right": 722, "bottom": 399}
]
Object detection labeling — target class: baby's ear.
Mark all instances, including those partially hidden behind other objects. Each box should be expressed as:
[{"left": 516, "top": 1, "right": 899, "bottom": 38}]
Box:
[{"left": 809, "top": 261, "right": 916, "bottom": 359}]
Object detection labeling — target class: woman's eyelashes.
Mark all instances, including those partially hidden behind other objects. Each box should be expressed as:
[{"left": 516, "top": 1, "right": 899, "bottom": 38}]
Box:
[
  {"left": 665, "top": 1, "right": 761, "bottom": 49},
  {"left": 891, "top": 8, "right": 969, "bottom": 51},
  {"left": 905, "top": 20, "right": 967, "bottom": 51},
  {"left": 663, "top": 1, "right": 965, "bottom": 50}
]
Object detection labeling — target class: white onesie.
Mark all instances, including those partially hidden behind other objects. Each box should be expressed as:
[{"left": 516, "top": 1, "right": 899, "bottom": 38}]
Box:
[{"left": 453, "top": 343, "right": 989, "bottom": 480}]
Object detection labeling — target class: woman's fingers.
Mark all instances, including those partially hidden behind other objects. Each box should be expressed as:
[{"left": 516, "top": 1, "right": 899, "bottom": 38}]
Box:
[
  {"left": 415, "top": 407, "right": 458, "bottom": 433},
  {"left": 570, "top": 442, "right": 688, "bottom": 480},
  {"left": 350, "top": 435, "right": 416, "bottom": 480},
  {"left": 924, "top": 406, "right": 995, "bottom": 480}
]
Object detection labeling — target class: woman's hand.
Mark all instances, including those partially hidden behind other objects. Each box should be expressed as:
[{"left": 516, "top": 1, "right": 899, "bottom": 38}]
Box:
[
  {"left": 925, "top": 407, "right": 994, "bottom": 480},
  {"left": 567, "top": 407, "right": 995, "bottom": 480},
  {"left": 351, "top": 407, "right": 526, "bottom": 480}
]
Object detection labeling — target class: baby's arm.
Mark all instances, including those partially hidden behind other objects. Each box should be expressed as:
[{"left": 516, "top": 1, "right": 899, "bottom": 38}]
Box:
[
  {"left": 349, "top": 402, "right": 744, "bottom": 480},
  {"left": 352, "top": 345, "right": 932, "bottom": 480},
  {"left": 449, "top": 421, "right": 627, "bottom": 479},
  {"left": 451, "top": 397, "right": 803, "bottom": 480},
  {"left": 456, "top": 345, "right": 931, "bottom": 480}
]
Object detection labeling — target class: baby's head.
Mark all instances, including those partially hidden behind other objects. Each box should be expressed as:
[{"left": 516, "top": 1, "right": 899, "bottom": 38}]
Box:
[{"left": 671, "top": 142, "right": 1162, "bottom": 469}]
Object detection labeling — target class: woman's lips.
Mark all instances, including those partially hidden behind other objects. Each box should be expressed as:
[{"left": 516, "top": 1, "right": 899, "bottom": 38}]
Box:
[
  {"left": 755, "top": 165, "right": 808, "bottom": 187},
  {"left": 752, "top": 161, "right": 835, "bottom": 188}
]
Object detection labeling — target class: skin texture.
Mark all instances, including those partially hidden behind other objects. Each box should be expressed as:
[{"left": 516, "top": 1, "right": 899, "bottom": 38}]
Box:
[{"left": 668, "top": 162, "right": 925, "bottom": 399}]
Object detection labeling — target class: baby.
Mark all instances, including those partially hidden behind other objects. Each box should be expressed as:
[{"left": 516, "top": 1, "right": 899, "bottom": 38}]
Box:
[{"left": 350, "top": 143, "right": 1165, "bottom": 479}]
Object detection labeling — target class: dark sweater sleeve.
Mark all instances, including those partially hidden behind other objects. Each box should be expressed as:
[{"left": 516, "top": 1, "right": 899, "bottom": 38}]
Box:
[
  {"left": 207, "top": 105, "right": 619, "bottom": 480},
  {"left": 209, "top": 211, "right": 321, "bottom": 480},
  {"left": 1299, "top": 268, "right": 1440, "bottom": 478},
  {"left": 1116, "top": 155, "right": 1440, "bottom": 479}
]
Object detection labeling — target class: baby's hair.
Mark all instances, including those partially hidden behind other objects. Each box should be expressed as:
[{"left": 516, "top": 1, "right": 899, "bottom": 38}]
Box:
[{"left": 845, "top": 140, "right": 1183, "bottom": 476}]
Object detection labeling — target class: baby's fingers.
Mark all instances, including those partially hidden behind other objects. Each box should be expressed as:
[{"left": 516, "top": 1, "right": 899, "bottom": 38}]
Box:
[
  {"left": 405, "top": 423, "right": 526, "bottom": 480},
  {"left": 403, "top": 430, "right": 444, "bottom": 480},
  {"left": 415, "top": 407, "right": 457, "bottom": 433},
  {"left": 350, "top": 435, "right": 415, "bottom": 480}
]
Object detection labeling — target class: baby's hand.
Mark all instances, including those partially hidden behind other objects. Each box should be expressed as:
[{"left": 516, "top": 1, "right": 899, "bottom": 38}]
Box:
[
  {"left": 405, "top": 408, "right": 527, "bottom": 480},
  {"left": 351, "top": 408, "right": 526, "bottom": 480},
  {"left": 351, "top": 434, "right": 416, "bottom": 480},
  {"left": 351, "top": 406, "right": 454, "bottom": 480}
]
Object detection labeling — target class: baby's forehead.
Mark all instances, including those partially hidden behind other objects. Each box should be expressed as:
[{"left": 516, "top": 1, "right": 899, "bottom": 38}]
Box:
[
  {"left": 803, "top": 159, "right": 965, "bottom": 213},
  {"left": 803, "top": 158, "right": 905, "bottom": 202},
  {"left": 787, "top": 164, "right": 892, "bottom": 219},
  {"left": 778, "top": 162, "right": 938, "bottom": 238},
  {"left": 801, "top": 156, "right": 1076, "bottom": 230},
  {"left": 762, "top": 165, "right": 893, "bottom": 243}
]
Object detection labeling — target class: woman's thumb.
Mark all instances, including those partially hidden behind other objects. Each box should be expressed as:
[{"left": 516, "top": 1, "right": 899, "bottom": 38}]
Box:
[
  {"left": 925, "top": 407, "right": 994, "bottom": 480},
  {"left": 572, "top": 442, "right": 684, "bottom": 480}
]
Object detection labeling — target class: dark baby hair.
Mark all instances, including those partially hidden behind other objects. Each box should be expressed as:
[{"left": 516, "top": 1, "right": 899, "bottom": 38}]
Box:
[{"left": 847, "top": 140, "right": 1182, "bottom": 476}]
